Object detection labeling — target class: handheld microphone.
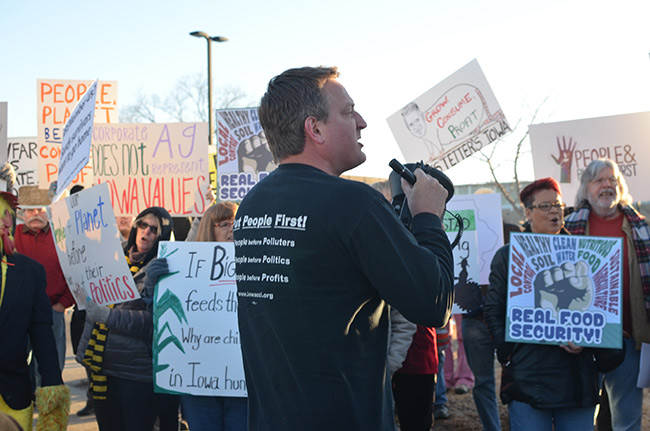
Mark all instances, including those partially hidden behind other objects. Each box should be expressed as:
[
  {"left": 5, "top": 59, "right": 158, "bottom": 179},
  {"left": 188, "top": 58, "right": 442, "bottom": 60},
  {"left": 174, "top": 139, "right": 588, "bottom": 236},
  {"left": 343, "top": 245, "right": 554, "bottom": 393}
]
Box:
[
  {"left": 389, "top": 159, "right": 416, "bottom": 186},
  {"left": 388, "top": 159, "right": 464, "bottom": 249}
]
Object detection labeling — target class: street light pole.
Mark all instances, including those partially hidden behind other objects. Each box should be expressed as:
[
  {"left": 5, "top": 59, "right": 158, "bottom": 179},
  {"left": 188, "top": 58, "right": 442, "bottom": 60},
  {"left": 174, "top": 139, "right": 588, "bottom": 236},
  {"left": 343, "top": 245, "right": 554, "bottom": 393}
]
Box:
[{"left": 190, "top": 31, "right": 228, "bottom": 147}]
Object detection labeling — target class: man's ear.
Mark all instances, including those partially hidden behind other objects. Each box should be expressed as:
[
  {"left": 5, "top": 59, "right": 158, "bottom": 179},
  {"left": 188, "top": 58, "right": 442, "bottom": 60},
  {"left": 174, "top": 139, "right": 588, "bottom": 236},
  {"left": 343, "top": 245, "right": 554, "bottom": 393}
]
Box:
[{"left": 304, "top": 116, "right": 324, "bottom": 144}]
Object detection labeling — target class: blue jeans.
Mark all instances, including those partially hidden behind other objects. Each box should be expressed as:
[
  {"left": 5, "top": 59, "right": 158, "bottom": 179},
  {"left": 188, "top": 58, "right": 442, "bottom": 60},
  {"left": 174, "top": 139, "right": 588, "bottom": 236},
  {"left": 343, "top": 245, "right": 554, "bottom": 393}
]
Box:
[
  {"left": 462, "top": 317, "right": 501, "bottom": 431},
  {"left": 509, "top": 400, "right": 595, "bottom": 431},
  {"left": 603, "top": 337, "right": 642, "bottom": 431},
  {"left": 434, "top": 346, "right": 447, "bottom": 407},
  {"left": 180, "top": 394, "right": 248, "bottom": 431}
]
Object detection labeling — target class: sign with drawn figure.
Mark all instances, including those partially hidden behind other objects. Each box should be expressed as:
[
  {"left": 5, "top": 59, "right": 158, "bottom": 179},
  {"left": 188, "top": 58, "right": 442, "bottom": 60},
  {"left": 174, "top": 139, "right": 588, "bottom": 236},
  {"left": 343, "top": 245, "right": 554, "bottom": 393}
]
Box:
[
  {"left": 506, "top": 232, "right": 622, "bottom": 348},
  {"left": 529, "top": 112, "right": 648, "bottom": 206},
  {"left": 153, "top": 241, "right": 246, "bottom": 397},
  {"left": 37, "top": 79, "right": 118, "bottom": 189},
  {"left": 50, "top": 182, "right": 137, "bottom": 310},
  {"left": 216, "top": 108, "right": 277, "bottom": 202},
  {"left": 7, "top": 137, "right": 39, "bottom": 187},
  {"left": 57, "top": 80, "right": 97, "bottom": 197},
  {"left": 387, "top": 59, "right": 510, "bottom": 171},
  {"left": 444, "top": 209, "right": 479, "bottom": 314},
  {"left": 0, "top": 102, "right": 7, "bottom": 165},
  {"left": 92, "top": 122, "right": 210, "bottom": 217},
  {"left": 447, "top": 193, "right": 504, "bottom": 284}
]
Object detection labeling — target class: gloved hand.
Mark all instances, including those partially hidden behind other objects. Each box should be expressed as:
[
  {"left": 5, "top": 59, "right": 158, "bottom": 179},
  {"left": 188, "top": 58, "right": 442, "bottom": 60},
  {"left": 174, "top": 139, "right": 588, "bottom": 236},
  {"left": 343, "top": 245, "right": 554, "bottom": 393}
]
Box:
[
  {"left": 85, "top": 298, "right": 111, "bottom": 324},
  {"left": 145, "top": 258, "right": 169, "bottom": 290}
]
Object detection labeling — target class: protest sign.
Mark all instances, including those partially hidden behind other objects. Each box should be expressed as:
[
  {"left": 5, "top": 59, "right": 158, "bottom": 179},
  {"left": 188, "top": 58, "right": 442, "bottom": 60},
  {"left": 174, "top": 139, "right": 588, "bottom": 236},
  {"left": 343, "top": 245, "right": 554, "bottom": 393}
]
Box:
[
  {"left": 153, "top": 241, "right": 246, "bottom": 397},
  {"left": 447, "top": 193, "right": 504, "bottom": 284},
  {"left": 0, "top": 102, "right": 7, "bottom": 165},
  {"left": 92, "top": 122, "right": 210, "bottom": 217},
  {"left": 506, "top": 232, "right": 622, "bottom": 348},
  {"left": 387, "top": 59, "right": 510, "bottom": 171},
  {"left": 7, "top": 137, "right": 39, "bottom": 187},
  {"left": 216, "top": 108, "right": 276, "bottom": 202},
  {"left": 37, "top": 79, "right": 117, "bottom": 188},
  {"left": 444, "top": 193, "right": 504, "bottom": 314},
  {"left": 443, "top": 209, "right": 480, "bottom": 314},
  {"left": 529, "top": 112, "right": 649, "bottom": 206},
  {"left": 50, "top": 182, "right": 137, "bottom": 309},
  {"left": 57, "top": 80, "right": 97, "bottom": 197}
]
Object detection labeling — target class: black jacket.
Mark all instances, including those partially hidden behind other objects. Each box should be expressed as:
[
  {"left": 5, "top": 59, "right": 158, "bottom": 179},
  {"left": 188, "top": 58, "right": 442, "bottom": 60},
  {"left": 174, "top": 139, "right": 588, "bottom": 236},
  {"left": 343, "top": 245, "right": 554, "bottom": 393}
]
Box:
[
  {"left": 484, "top": 228, "right": 624, "bottom": 408},
  {"left": 0, "top": 254, "right": 62, "bottom": 409}
]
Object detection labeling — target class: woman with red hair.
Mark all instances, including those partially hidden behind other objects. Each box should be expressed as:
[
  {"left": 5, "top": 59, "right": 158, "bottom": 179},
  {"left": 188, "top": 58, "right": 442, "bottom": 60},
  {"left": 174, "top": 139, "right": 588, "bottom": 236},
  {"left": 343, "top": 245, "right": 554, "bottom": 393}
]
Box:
[{"left": 484, "top": 178, "right": 624, "bottom": 431}]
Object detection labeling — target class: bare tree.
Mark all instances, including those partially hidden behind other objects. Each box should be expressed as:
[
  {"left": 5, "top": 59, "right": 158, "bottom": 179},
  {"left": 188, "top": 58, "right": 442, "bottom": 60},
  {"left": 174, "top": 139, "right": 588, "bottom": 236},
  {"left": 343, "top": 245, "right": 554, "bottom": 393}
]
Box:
[
  {"left": 120, "top": 91, "right": 162, "bottom": 123},
  {"left": 474, "top": 96, "right": 553, "bottom": 220},
  {"left": 120, "top": 72, "right": 252, "bottom": 123}
]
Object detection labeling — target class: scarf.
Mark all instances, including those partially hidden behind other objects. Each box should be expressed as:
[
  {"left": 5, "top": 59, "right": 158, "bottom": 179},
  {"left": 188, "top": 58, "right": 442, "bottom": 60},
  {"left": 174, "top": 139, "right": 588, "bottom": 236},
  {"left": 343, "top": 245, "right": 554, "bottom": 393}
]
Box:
[
  {"left": 83, "top": 254, "right": 147, "bottom": 400},
  {"left": 564, "top": 205, "right": 650, "bottom": 319}
]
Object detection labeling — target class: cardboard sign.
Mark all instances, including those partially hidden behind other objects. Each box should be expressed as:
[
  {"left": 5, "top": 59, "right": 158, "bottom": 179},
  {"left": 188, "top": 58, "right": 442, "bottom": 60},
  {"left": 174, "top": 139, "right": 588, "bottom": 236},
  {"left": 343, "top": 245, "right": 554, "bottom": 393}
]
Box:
[
  {"left": 92, "top": 122, "right": 210, "bottom": 217},
  {"left": 444, "top": 209, "right": 480, "bottom": 314},
  {"left": 387, "top": 59, "right": 510, "bottom": 171},
  {"left": 505, "top": 232, "right": 622, "bottom": 348},
  {"left": 216, "top": 108, "right": 276, "bottom": 202},
  {"left": 447, "top": 193, "right": 504, "bottom": 284},
  {"left": 57, "top": 80, "right": 98, "bottom": 197},
  {"left": 529, "top": 112, "right": 648, "bottom": 206},
  {"left": 36, "top": 79, "right": 117, "bottom": 189},
  {"left": 153, "top": 241, "right": 246, "bottom": 397},
  {"left": 7, "top": 137, "right": 39, "bottom": 187},
  {"left": 50, "top": 182, "right": 137, "bottom": 309}
]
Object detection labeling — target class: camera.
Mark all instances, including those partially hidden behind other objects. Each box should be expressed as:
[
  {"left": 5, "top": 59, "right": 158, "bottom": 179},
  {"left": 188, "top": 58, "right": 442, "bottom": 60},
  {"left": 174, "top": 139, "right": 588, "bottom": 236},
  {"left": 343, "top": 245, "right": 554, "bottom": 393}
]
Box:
[{"left": 388, "top": 159, "right": 463, "bottom": 249}]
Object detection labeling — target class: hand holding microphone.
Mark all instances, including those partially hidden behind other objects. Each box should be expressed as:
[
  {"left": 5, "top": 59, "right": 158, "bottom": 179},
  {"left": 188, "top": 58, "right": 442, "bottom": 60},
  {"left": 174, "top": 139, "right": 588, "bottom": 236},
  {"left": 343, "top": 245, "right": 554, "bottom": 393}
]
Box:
[{"left": 389, "top": 159, "right": 448, "bottom": 218}]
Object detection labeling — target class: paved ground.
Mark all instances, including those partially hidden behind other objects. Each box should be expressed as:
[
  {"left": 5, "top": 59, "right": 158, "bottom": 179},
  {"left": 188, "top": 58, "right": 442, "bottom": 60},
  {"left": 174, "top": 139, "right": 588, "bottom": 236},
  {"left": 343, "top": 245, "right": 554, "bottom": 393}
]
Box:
[
  {"left": 33, "top": 310, "right": 98, "bottom": 431},
  {"left": 30, "top": 311, "right": 649, "bottom": 430}
]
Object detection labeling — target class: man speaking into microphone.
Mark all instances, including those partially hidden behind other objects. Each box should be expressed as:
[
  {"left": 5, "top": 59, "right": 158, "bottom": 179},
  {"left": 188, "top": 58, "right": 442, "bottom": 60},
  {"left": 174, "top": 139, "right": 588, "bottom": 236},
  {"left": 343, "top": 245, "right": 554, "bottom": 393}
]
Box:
[{"left": 234, "top": 66, "right": 454, "bottom": 431}]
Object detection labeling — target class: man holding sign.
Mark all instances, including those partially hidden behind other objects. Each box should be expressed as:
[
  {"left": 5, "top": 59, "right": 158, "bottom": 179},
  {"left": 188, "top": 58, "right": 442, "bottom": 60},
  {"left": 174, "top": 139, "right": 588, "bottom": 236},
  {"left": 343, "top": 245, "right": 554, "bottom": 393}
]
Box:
[
  {"left": 485, "top": 178, "right": 624, "bottom": 431},
  {"left": 565, "top": 159, "right": 650, "bottom": 431}
]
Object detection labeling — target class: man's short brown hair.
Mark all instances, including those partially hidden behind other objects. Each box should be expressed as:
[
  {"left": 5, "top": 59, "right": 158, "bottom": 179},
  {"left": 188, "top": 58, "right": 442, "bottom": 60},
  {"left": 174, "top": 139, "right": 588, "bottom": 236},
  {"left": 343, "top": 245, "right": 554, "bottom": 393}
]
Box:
[{"left": 258, "top": 66, "right": 339, "bottom": 162}]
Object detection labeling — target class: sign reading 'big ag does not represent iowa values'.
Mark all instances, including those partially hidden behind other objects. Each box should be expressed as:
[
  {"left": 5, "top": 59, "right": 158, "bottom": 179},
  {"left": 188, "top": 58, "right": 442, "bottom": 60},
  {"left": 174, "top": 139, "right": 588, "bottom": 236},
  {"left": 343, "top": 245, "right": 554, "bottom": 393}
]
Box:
[
  {"left": 506, "top": 233, "right": 623, "bottom": 349},
  {"left": 92, "top": 122, "right": 210, "bottom": 217},
  {"left": 153, "top": 241, "right": 245, "bottom": 397}
]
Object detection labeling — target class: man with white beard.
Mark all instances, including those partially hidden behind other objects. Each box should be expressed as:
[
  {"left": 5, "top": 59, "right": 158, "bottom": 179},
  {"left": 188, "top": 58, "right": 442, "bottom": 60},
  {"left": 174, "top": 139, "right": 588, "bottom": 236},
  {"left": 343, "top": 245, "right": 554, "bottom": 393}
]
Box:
[
  {"left": 14, "top": 186, "right": 73, "bottom": 373},
  {"left": 564, "top": 159, "right": 650, "bottom": 431}
]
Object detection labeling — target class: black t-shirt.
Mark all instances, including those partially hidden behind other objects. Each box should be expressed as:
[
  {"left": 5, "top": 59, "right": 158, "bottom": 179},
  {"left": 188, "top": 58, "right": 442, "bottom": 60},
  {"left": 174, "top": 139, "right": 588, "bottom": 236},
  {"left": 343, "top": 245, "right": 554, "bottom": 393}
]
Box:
[{"left": 234, "top": 164, "right": 453, "bottom": 431}]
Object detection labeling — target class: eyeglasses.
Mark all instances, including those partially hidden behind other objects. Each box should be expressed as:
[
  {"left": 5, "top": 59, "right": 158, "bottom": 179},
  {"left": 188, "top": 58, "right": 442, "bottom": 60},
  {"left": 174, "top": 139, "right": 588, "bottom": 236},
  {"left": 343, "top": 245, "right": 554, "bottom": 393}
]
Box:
[
  {"left": 136, "top": 220, "right": 158, "bottom": 235},
  {"left": 216, "top": 220, "right": 234, "bottom": 229},
  {"left": 591, "top": 176, "right": 618, "bottom": 186},
  {"left": 528, "top": 202, "right": 566, "bottom": 211}
]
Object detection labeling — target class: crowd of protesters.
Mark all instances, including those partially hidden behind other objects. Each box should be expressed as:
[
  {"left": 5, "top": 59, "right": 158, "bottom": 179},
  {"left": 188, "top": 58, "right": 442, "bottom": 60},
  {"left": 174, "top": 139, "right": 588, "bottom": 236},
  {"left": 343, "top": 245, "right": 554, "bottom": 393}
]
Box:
[{"left": 0, "top": 64, "right": 647, "bottom": 431}]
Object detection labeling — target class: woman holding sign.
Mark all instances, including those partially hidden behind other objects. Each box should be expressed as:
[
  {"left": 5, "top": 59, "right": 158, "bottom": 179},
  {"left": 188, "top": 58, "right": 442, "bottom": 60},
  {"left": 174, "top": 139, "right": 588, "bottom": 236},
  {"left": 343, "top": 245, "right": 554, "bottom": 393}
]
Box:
[
  {"left": 484, "top": 178, "right": 624, "bottom": 431},
  {"left": 77, "top": 206, "right": 176, "bottom": 431},
  {"left": 179, "top": 201, "right": 248, "bottom": 431}
]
